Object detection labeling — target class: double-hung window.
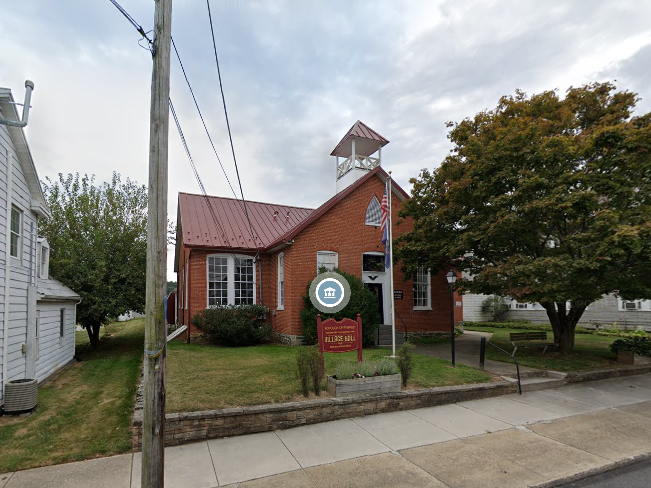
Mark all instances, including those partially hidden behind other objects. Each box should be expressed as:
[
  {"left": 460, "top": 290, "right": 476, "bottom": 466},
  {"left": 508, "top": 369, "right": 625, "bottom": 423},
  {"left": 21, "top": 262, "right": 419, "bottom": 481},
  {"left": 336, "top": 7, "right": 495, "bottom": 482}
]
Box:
[
  {"left": 413, "top": 267, "right": 431, "bottom": 310},
  {"left": 278, "top": 253, "right": 284, "bottom": 310},
  {"left": 10, "top": 207, "right": 21, "bottom": 258},
  {"left": 207, "top": 254, "right": 256, "bottom": 307},
  {"left": 317, "top": 251, "right": 338, "bottom": 273}
]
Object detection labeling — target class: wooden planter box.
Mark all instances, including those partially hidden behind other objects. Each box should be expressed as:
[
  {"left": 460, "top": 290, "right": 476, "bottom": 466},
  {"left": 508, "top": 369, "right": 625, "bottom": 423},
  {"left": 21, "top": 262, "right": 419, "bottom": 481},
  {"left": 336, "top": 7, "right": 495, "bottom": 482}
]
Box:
[
  {"left": 327, "top": 374, "right": 401, "bottom": 398},
  {"left": 617, "top": 350, "right": 651, "bottom": 365}
]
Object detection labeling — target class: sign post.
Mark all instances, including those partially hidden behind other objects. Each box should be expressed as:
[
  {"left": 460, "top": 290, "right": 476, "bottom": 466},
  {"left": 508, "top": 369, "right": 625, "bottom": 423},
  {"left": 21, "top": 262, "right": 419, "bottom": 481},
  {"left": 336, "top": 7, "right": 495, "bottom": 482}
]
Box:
[{"left": 317, "top": 314, "right": 363, "bottom": 373}]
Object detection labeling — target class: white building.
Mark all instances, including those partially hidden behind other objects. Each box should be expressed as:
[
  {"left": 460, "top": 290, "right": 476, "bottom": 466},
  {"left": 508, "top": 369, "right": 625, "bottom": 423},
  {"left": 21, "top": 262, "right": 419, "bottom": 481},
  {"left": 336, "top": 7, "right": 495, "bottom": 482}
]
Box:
[{"left": 0, "top": 82, "right": 80, "bottom": 406}]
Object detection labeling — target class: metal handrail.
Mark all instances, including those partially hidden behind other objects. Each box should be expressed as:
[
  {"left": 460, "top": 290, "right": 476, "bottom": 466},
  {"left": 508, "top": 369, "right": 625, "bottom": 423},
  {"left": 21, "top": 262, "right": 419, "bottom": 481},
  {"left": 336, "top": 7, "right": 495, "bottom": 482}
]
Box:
[{"left": 480, "top": 337, "right": 522, "bottom": 395}]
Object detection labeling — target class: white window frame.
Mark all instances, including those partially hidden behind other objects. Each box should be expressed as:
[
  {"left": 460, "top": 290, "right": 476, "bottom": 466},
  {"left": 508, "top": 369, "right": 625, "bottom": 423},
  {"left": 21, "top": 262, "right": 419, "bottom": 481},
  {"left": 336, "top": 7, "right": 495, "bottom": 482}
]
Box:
[
  {"left": 10, "top": 206, "right": 22, "bottom": 259},
  {"left": 38, "top": 240, "right": 49, "bottom": 279},
  {"left": 413, "top": 267, "right": 432, "bottom": 310},
  {"left": 317, "top": 251, "right": 338, "bottom": 273},
  {"left": 619, "top": 299, "right": 650, "bottom": 311},
  {"left": 59, "top": 308, "right": 65, "bottom": 339},
  {"left": 365, "top": 196, "right": 382, "bottom": 226},
  {"left": 277, "top": 253, "right": 284, "bottom": 310},
  {"left": 207, "top": 254, "right": 256, "bottom": 307},
  {"left": 35, "top": 310, "right": 40, "bottom": 359}
]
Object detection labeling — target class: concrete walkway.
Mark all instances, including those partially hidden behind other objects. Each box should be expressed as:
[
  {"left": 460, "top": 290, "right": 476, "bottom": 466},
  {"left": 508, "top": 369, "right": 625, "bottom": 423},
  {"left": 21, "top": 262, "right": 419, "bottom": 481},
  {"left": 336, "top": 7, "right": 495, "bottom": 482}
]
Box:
[
  {"left": 415, "top": 330, "right": 546, "bottom": 377},
  {"left": 2, "top": 374, "right": 651, "bottom": 488}
]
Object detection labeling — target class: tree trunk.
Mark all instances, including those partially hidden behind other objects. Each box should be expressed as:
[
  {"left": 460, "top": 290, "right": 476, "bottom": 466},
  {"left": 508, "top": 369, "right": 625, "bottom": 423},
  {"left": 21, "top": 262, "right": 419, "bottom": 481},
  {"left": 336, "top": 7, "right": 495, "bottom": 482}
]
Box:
[
  {"left": 540, "top": 301, "right": 588, "bottom": 355},
  {"left": 86, "top": 324, "right": 101, "bottom": 350}
]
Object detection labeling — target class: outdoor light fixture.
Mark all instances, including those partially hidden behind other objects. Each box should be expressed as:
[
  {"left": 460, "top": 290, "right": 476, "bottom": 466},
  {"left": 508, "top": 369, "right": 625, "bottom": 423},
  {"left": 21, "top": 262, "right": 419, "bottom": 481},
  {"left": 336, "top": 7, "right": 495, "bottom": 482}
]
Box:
[{"left": 446, "top": 269, "right": 457, "bottom": 367}]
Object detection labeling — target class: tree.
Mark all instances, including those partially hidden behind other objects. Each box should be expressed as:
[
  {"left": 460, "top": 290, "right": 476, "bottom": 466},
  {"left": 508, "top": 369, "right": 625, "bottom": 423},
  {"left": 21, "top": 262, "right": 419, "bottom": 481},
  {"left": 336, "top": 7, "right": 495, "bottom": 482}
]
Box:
[
  {"left": 397, "top": 82, "right": 651, "bottom": 354},
  {"left": 40, "top": 173, "right": 148, "bottom": 350}
]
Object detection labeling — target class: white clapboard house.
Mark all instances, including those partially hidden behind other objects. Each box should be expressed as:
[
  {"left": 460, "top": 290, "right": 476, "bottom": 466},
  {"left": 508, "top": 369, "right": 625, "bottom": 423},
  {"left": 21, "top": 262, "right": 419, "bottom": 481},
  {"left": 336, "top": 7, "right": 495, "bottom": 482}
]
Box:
[{"left": 0, "top": 82, "right": 80, "bottom": 406}]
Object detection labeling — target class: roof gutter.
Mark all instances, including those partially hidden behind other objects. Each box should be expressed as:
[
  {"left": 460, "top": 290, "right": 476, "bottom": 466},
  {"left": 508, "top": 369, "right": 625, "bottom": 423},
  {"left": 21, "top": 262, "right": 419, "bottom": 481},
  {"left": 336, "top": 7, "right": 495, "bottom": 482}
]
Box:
[
  {"left": 267, "top": 239, "right": 294, "bottom": 254},
  {"left": 0, "top": 80, "right": 34, "bottom": 128}
]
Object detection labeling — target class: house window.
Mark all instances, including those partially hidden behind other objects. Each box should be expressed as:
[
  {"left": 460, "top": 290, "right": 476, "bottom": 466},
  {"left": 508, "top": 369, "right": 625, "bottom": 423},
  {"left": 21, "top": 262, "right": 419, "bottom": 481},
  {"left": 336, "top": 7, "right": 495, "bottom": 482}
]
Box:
[
  {"left": 207, "top": 254, "right": 256, "bottom": 307},
  {"left": 619, "top": 299, "right": 650, "bottom": 311},
  {"left": 278, "top": 253, "right": 284, "bottom": 310},
  {"left": 60, "top": 308, "right": 65, "bottom": 337},
  {"left": 10, "top": 207, "right": 21, "bottom": 258},
  {"left": 362, "top": 253, "right": 385, "bottom": 272},
  {"left": 365, "top": 196, "right": 382, "bottom": 226},
  {"left": 38, "top": 240, "right": 49, "bottom": 278},
  {"left": 317, "top": 251, "right": 338, "bottom": 273},
  {"left": 413, "top": 268, "right": 431, "bottom": 309}
]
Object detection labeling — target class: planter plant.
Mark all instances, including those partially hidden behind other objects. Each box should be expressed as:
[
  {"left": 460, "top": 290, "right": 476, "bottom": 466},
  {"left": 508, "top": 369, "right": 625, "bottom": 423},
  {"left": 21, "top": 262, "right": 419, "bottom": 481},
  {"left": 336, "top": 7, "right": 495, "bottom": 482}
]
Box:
[
  {"left": 610, "top": 336, "right": 651, "bottom": 365},
  {"left": 327, "top": 358, "right": 401, "bottom": 398}
]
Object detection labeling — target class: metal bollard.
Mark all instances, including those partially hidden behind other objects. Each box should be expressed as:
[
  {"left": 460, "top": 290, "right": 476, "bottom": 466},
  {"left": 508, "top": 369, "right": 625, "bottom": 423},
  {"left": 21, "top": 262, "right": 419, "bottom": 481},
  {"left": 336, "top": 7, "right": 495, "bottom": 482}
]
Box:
[{"left": 479, "top": 337, "right": 486, "bottom": 371}]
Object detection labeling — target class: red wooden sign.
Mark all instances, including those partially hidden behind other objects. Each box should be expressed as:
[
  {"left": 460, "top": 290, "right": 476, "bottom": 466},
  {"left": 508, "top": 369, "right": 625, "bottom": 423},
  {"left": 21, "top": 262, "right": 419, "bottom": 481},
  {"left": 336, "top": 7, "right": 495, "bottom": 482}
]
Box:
[{"left": 317, "top": 314, "right": 362, "bottom": 363}]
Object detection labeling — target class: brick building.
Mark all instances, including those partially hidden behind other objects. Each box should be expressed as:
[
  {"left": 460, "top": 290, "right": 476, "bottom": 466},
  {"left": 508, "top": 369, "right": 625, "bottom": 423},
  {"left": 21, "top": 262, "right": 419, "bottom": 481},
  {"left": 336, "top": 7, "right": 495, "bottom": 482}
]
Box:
[{"left": 174, "top": 122, "right": 461, "bottom": 344}]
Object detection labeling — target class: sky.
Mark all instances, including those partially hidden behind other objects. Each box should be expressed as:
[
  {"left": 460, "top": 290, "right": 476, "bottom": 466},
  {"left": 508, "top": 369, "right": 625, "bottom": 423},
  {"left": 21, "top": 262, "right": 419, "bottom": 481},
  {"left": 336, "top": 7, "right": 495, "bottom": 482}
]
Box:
[{"left": 2, "top": 0, "right": 651, "bottom": 280}]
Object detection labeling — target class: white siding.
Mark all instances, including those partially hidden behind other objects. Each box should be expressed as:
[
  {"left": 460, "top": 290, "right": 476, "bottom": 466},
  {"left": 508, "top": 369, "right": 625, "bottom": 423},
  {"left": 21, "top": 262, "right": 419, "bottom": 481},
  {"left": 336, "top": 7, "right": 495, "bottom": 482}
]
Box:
[{"left": 35, "top": 303, "right": 75, "bottom": 382}]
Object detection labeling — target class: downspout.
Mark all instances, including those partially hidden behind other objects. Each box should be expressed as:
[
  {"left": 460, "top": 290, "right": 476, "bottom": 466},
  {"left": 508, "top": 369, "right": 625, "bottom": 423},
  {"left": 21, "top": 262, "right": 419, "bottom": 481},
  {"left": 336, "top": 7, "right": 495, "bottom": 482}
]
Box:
[
  {"left": 25, "top": 222, "right": 37, "bottom": 379},
  {"left": 3, "top": 146, "right": 13, "bottom": 397},
  {"left": 186, "top": 249, "right": 191, "bottom": 343},
  {"left": 257, "top": 253, "right": 263, "bottom": 306},
  {"left": 0, "top": 81, "right": 34, "bottom": 128}
]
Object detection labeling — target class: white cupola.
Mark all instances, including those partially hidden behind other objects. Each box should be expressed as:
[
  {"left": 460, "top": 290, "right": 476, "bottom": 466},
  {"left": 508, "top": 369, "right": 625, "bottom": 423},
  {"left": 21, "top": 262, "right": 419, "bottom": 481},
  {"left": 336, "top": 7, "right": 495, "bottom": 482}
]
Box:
[{"left": 331, "top": 121, "right": 389, "bottom": 194}]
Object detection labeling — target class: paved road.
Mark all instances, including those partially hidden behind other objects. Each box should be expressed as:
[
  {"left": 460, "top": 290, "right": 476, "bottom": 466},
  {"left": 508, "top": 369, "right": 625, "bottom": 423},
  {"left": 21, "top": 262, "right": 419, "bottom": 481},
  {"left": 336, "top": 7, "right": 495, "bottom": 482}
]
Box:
[{"left": 560, "top": 458, "right": 651, "bottom": 487}]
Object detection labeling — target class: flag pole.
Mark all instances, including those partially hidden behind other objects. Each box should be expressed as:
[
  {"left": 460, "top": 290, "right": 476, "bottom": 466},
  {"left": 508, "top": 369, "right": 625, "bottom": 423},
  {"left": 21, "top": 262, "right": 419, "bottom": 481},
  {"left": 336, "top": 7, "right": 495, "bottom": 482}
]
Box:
[{"left": 388, "top": 172, "right": 396, "bottom": 357}]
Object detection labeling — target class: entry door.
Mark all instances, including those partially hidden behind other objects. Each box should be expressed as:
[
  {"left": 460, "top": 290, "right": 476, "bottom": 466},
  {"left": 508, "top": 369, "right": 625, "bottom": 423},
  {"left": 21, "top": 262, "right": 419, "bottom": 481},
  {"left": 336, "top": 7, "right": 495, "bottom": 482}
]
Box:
[{"left": 365, "top": 283, "right": 384, "bottom": 324}]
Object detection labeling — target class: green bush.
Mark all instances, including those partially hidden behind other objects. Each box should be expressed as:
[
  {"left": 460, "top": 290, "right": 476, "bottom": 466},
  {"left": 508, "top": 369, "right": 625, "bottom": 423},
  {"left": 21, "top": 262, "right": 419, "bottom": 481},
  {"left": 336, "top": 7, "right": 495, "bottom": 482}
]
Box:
[
  {"left": 300, "top": 269, "right": 381, "bottom": 346},
  {"left": 309, "top": 346, "right": 323, "bottom": 396},
  {"left": 610, "top": 337, "right": 651, "bottom": 356},
  {"left": 376, "top": 357, "right": 399, "bottom": 376},
  {"left": 333, "top": 358, "right": 398, "bottom": 379},
  {"left": 192, "top": 304, "right": 271, "bottom": 346},
  {"left": 397, "top": 343, "right": 415, "bottom": 387},
  {"left": 334, "top": 360, "right": 358, "bottom": 380},
  {"left": 296, "top": 348, "right": 311, "bottom": 397},
  {"left": 465, "top": 320, "right": 649, "bottom": 339},
  {"left": 480, "top": 296, "right": 510, "bottom": 322},
  {"left": 409, "top": 335, "right": 449, "bottom": 345}
]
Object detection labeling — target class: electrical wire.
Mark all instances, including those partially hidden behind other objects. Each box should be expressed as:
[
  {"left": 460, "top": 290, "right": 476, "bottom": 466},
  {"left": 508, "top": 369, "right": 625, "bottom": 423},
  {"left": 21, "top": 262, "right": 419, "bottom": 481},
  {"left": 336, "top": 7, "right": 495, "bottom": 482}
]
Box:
[
  {"left": 205, "top": 0, "right": 259, "bottom": 246},
  {"left": 109, "top": 0, "right": 152, "bottom": 48}
]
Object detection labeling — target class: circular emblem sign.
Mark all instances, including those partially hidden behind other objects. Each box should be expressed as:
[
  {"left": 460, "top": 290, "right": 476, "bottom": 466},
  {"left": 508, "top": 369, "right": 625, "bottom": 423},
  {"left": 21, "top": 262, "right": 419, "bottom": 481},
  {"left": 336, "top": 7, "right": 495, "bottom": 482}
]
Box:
[{"left": 309, "top": 272, "right": 351, "bottom": 313}]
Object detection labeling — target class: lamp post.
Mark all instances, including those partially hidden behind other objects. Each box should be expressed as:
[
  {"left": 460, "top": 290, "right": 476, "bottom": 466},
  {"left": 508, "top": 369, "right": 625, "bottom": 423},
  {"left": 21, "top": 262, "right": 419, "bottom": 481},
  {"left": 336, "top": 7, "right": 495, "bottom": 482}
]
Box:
[{"left": 446, "top": 269, "right": 457, "bottom": 367}]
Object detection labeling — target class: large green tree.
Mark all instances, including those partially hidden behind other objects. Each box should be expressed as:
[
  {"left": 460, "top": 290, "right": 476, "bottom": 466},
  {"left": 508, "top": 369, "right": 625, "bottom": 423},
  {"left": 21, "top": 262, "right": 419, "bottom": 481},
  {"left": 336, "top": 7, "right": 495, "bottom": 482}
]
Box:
[
  {"left": 397, "top": 82, "right": 651, "bottom": 354},
  {"left": 40, "top": 173, "right": 148, "bottom": 349}
]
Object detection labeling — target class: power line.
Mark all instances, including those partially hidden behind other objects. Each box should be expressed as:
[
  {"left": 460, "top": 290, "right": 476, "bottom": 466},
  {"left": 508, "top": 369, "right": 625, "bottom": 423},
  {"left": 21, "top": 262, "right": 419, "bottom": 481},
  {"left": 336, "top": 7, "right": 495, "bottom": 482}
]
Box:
[
  {"left": 109, "top": 0, "right": 152, "bottom": 48},
  {"left": 205, "top": 0, "right": 258, "bottom": 246}
]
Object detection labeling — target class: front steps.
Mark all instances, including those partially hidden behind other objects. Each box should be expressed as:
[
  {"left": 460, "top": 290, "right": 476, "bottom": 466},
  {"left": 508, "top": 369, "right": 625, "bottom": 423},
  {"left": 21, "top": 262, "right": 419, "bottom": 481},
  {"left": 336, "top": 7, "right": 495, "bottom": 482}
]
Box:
[
  {"left": 502, "top": 370, "right": 567, "bottom": 392},
  {"left": 375, "top": 324, "right": 405, "bottom": 347}
]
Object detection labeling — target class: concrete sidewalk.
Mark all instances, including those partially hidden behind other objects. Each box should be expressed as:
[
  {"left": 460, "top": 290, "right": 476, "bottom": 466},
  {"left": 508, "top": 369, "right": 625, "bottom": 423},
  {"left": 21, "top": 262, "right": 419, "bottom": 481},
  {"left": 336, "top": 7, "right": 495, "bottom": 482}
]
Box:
[{"left": 2, "top": 374, "right": 651, "bottom": 488}]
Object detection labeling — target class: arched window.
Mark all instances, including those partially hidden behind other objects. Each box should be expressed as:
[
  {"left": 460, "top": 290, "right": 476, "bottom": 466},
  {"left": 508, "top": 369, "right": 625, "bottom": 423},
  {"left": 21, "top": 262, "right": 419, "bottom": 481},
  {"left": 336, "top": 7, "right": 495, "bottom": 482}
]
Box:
[{"left": 365, "top": 196, "right": 381, "bottom": 226}]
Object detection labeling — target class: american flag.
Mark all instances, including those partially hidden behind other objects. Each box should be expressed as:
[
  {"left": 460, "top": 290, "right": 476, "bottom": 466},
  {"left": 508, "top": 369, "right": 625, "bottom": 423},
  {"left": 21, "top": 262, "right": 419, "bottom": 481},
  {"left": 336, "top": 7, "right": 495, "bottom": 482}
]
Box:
[{"left": 380, "top": 186, "right": 389, "bottom": 231}]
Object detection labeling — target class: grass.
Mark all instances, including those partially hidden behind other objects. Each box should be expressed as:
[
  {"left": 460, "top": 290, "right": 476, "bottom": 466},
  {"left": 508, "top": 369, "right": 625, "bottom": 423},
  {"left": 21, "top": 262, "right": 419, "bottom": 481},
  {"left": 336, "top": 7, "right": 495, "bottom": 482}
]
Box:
[
  {"left": 464, "top": 326, "right": 618, "bottom": 371},
  {"left": 166, "top": 342, "right": 491, "bottom": 412},
  {"left": 0, "top": 318, "right": 145, "bottom": 473}
]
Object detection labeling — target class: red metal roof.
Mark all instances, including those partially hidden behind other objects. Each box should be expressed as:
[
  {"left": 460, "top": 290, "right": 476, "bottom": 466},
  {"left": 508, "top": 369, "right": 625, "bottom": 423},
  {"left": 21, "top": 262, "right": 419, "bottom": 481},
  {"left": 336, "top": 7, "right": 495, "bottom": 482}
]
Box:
[
  {"left": 330, "top": 120, "right": 390, "bottom": 157},
  {"left": 178, "top": 193, "right": 313, "bottom": 250}
]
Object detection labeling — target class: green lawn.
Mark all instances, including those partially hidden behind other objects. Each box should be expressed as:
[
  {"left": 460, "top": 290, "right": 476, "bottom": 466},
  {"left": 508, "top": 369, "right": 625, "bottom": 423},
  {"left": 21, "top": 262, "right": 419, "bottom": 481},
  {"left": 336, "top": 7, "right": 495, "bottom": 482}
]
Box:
[
  {"left": 166, "top": 343, "right": 491, "bottom": 412},
  {"left": 0, "top": 318, "right": 144, "bottom": 473},
  {"left": 464, "top": 326, "right": 618, "bottom": 371}
]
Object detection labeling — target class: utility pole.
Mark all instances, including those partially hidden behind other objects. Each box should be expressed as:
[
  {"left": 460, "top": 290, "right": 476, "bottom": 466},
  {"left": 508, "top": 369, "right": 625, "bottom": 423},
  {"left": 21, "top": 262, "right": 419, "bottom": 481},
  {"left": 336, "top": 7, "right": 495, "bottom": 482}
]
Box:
[{"left": 142, "top": 0, "right": 172, "bottom": 487}]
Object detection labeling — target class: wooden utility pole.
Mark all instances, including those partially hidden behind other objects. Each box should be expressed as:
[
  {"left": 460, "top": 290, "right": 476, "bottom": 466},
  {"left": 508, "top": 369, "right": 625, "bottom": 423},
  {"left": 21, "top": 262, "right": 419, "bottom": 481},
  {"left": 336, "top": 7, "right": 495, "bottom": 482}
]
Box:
[{"left": 142, "top": 1, "right": 172, "bottom": 487}]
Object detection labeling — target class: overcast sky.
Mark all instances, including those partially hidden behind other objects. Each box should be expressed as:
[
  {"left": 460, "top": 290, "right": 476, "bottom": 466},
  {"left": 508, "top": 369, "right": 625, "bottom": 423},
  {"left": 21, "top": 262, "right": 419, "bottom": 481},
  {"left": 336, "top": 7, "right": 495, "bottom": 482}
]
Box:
[{"left": 2, "top": 0, "right": 650, "bottom": 280}]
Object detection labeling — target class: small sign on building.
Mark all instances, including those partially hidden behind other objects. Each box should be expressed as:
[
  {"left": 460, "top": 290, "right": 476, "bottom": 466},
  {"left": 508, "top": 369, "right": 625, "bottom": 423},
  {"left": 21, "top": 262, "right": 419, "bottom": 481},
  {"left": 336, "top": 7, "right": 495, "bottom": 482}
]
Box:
[{"left": 394, "top": 290, "right": 403, "bottom": 300}]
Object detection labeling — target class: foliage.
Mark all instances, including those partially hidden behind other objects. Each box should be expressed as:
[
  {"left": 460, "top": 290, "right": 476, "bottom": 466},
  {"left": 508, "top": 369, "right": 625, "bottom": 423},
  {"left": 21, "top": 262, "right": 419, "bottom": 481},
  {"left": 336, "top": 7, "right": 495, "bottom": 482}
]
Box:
[
  {"left": 300, "top": 268, "right": 381, "bottom": 346},
  {"left": 397, "top": 343, "right": 415, "bottom": 387},
  {"left": 481, "top": 296, "right": 510, "bottom": 322},
  {"left": 308, "top": 346, "right": 322, "bottom": 396},
  {"left": 397, "top": 83, "right": 651, "bottom": 354},
  {"left": 610, "top": 337, "right": 651, "bottom": 356},
  {"left": 409, "top": 335, "right": 450, "bottom": 345},
  {"left": 192, "top": 304, "right": 271, "bottom": 347},
  {"left": 296, "top": 348, "right": 311, "bottom": 397},
  {"left": 333, "top": 358, "right": 398, "bottom": 379},
  {"left": 40, "top": 173, "right": 147, "bottom": 350},
  {"left": 465, "top": 321, "right": 650, "bottom": 338},
  {"left": 167, "top": 281, "right": 177, "bottom": 294}
]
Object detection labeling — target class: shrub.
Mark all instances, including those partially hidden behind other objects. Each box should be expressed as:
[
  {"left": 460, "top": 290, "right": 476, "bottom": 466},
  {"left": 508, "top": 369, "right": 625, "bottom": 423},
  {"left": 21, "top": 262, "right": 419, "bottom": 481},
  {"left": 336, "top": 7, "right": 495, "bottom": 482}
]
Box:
[
  {"left": 481, "top": 296, "right": 510, "bottom": 322},
  {"left": 192, "top": 304, "right": 271, "bottom": 346},
  {"left": 397, "top": 343, "right": 415, "bottom": 387},
  {"left": 376, "top": 357, "right": 399, "bottom": 376},
  {"left": 409, "top": 335, "right": 449, "bottom": 345},
  {"left": 300, "top": 269, "right": 381, "bottom": 346},
  {"left": 296, "top": 348, "right": 311, "bottom": 397},
  {"left": 610, "top": 337, "right": 651, "bottom": 356},
  {"left": 308, "top": 346, "right": 323, "bottom": 396},
  {"left": 334, "top": 360, "right": 358, "bottom": 380},
  {"left": 358, "top": 361, "right": 377, "bottom": 377}
]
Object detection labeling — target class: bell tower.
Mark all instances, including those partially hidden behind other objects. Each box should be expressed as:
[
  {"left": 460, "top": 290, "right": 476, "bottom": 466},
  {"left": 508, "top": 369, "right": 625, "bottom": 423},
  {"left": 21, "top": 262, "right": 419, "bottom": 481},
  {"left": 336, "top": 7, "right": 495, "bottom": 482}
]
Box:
[{"left": 331, "top": 121, "right": 389, "bottom": 194}]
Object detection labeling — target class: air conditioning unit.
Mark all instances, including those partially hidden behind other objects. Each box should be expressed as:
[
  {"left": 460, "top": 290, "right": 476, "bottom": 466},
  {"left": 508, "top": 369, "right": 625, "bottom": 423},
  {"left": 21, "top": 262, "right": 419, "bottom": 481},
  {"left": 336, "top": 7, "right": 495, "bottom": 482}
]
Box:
[{"left": 623, "top": 301, "right": 641, "bottom": 310}]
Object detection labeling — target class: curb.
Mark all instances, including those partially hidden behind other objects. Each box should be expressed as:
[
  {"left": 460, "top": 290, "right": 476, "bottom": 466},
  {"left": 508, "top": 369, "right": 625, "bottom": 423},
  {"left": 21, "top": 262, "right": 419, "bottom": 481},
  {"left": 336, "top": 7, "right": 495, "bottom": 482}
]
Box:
[{"left": 529, "top": 451, "right": 651, "bottom": 487}]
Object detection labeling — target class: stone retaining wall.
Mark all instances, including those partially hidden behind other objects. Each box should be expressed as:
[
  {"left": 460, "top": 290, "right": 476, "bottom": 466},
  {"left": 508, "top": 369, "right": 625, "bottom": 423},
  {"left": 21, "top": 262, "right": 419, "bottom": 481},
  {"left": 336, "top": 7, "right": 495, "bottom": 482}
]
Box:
[{"left": 131, "top": 381, "right": 515, "bottom": 449}]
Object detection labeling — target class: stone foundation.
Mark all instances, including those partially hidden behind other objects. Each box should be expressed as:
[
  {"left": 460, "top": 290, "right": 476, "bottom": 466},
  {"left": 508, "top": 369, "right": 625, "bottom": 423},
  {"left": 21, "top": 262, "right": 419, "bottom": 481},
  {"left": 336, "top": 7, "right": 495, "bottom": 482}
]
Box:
[{"left": 131, "top": 381, "right": 515, "bottom": 449}]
